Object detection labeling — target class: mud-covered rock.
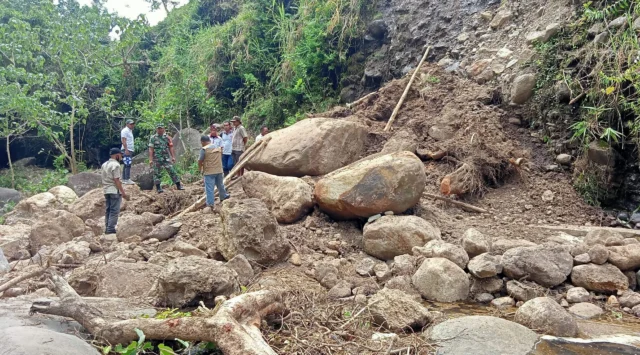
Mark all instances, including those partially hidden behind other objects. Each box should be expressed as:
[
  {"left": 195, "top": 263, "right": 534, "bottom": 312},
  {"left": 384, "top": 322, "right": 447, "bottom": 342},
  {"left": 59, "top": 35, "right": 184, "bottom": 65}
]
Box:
[
  {"left": 414, "top": 240, "right": 469, "bottom": 269},
  {"left": 69, "top": 188, "right": 129, "bottom": 221},
  {"left": 219, "top": 198, "right": 289, "bottom": 266},
  {"left": 571, "top": 263, "right": 629, "bottom": 292},
  {"left": 328, "top": 280, "right": 352, "bottom": 299},
  {"left": 314, "top": 151, "right": 425, "bottom": 220},
  {"left": 69, "top": 262, "right": 164, "bottom": 298},
  {"left": 225, "top": 254, "right": 254, "bottom": 285},
  {"left": 510, "top": 74, "right": 536, "bottom": 104},
  {"left": 566, "top": 287, "right": 590, "bottom": 303},
  {"left": 369, "top": 288, "right": 432, "bottom": 332},
  {"left": 246, "top": 118, "right": 367, "bottom": 176},
  {"left": 242, "top": 171, "right": 314, "bottom": 223},
  {"left": 468, "top": 253, "right": 502, "bottom": 278},
  {"left": 116, "top": 214, "right": 154, "bottom": 241},
  {"left": 48, "top": 185, "right": 78, "bottom": 205},
  {"left": 0, "top": 224, "right": 31, "bottom": 261},
  {"left": 4, "top": 192, "right": 61, "bottom": 225},
  {"left": 588, "top": 244, "right": 609, "bottom": 265},
  {"left": 568, "top": 302, "right": 604, "bottom": 319},
  {"left": 381, "top": 129, "right": 418, "bottom": 154},
  {"left": 363, "top": 216, "right": 441, "bottom": 260},
  {"left": 462, "top": 228, "right": 491, "bottom": 257},
  {"left": 151, "top": 256, "right": 240, "bottom": 307},
  {"left": 515, "top": 297, "right": 578, "bottom": 337},
  {"left": 391, "top": 254, "right": 418, "bottom": 276},
  {"left": 49, "top": 241, "right": 91, "bottom": 264},
  {"left": 502, "top": 244, "right": 573, "bottom": 287},
  {"left": 506, "top": 280, "right": 545, "bottom": 302},
  {"left": 67, "top": 172, "right": 102, "bottom": 197},
  {"left": 146, "top": 222, "right": 182, "bottom": 241},
  {"left": 412, "top": 258, "right": 469, "bottom": 302},
  {"left": 29, "top": 210, "right": 85, "bottom": 252}
]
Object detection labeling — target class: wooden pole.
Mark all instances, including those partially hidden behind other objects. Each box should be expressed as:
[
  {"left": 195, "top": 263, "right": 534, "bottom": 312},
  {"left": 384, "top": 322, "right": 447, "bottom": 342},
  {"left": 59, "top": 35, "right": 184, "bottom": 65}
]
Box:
[
  {"left": 172, "top": 136, "right": 271, "bottom": 220},
  {"left": 384, "top": 46, "right": 431, "bottom": 132},
  {"left": 423, "top": 193, "right": 489, "bottom": 214}
]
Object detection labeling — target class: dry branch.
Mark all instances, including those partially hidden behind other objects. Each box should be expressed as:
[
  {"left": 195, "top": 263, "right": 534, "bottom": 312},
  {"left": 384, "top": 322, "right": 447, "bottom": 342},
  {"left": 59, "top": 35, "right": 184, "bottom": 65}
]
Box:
[
  {"left": 0, "top": 267, "right": 47, "bottom": 293},
  {"left": 423, "top": 193, "right": 488, "bottom": 214},
  {"left": 384, "top": 46, "right": 432, "bottom": 132},
  {"left": 30, "top": 272, "right": 284, "bottom": 355}
]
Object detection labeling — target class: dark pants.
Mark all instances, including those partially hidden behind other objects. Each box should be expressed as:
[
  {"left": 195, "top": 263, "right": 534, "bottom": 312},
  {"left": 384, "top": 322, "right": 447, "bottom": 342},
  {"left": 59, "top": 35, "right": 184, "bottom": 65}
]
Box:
[
  {"left": 104, "top": 194, "right": 122, "bottom": 234},
  {"left": 122, "top": 153, "right": 132, "bottom": 180},
  {"left": 222, "top": 154, "right": 234, "bottom": 176},
  {"left": 232, "top": 150, "right": 244, "bottom": 176}
]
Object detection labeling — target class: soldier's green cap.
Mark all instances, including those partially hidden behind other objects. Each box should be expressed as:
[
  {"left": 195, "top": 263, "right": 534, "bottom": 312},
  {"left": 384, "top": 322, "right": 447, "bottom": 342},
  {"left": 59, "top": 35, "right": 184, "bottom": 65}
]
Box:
[{"left": 156, "top": 123, "right": 165, "bottom": 128}]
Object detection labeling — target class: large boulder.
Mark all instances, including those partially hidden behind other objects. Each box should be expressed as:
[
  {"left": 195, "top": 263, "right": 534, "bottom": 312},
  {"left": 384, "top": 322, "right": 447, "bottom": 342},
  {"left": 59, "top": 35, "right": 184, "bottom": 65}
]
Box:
[
  {"left": 571, "top": 263, "right": 629, "bottom": 292},
  {"left": 67, "top": 172, "right": 102, "bottom": 197},
  {"left": 69, "top": 188, "right": 130, "bottom": 221},
  {"left": 0, "top": 326, "right": 100, "bottom": 355},
  {"left": 515, "top": 297, "right": 578, "bottom": 337},
  {"left": 368, "top": 288, "right": 432, "bottom": 331},
  {"left": 314, "top": 151, "right": 426, "bottom": 219},
  {"left": 462, "top": 228, "right": 491, "bottom": 257},
  {"left": 510, "top": 74, "right": 536, "bottom": 104},
  {"left": 0, "top": 187, "right": 21, "bottom": 209},
  {"left": 48, "top": 185, "right": 78, "bottom": 205},
  {"left": 468, "top": 253, "right": 502, "bottom": 278},
  {"left": 245, "top": 118, "right": 367, "bottom": 176},
  {"left": 428, "top": 316, "right": 538, "bottom": 355},
  {"left": 501, "top": 244, "right": 573, "bottom": 287},
  {"left": 608, "top": 244, "right": 640, "bottom": 270},
  {"left": 413, "top": 240, "right": 469, "bottom": 269},
  {"left": 172, "top": 128, "right": 203, "bottom": 162},
  {"left": 490, "top": 239, "right": 536, "bottom": 254},
  {"left": 381, "top": 129, "right": 418, "bottom": 154},
  {"left": 0, "top": 224, "right": 31, "bottom": 261},
  {"left": 48, "top": 241, "right": 91, "bottom": 264},
  {"left": 116, "top": 214, "right": 154, "bottom": 241},
  {"left": 4, "top": 192, "right": 61, "bottom": 225},
  {"left": 29, "top": 210, "right": 85, "bottom": 252},
  {"left": 130, "top": 163, "right": 154, "bottom": 190},
  {"left": 219, "top": 199, "right": 289, "bottom": 266},
  {"left": 151, "top": 256, "right": 240, "bottom": 307},
  {"left": 241, "top": 171, "right": 314, "bottom": 223},
  {"left": 412, "top": 258, "right": 469, "bottom": 302},
  {"left": 363, "top": 215, "right": 441, "bottom": 260},
  {"left": 69, "top": 262, "right": 164, "bottom": 298}
]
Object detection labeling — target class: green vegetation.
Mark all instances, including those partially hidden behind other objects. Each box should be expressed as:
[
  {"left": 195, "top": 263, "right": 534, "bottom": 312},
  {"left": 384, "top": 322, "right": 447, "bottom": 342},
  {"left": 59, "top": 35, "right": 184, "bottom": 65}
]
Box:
[
  {"left": 0, "top": 0, "right": 375, "bottom": 190},
  {"left": 103, "top": 328, "right": 218, "bottom": 355}
]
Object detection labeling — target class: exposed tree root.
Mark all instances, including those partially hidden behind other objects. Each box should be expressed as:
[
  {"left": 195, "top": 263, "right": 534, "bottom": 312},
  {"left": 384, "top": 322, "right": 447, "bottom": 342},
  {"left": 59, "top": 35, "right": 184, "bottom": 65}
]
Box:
[
  {"left": 30, "top": 272, "right": 285, "bottom": 355},
  {"left": 0, "top": 266, "right": 47, "bottom": 294}
]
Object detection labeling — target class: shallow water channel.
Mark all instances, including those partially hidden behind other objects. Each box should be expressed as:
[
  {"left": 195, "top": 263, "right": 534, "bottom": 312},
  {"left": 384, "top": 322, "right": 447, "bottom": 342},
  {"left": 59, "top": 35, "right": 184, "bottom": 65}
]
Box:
[{"left": 427, "top": 301, "right": 640, "bottom": 355}]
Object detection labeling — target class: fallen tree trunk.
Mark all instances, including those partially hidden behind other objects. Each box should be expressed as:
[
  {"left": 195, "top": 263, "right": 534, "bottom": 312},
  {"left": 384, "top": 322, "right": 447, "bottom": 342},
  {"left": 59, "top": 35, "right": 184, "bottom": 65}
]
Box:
[{"left": 30, "top": 272, "right": 284, "bottom": 355}]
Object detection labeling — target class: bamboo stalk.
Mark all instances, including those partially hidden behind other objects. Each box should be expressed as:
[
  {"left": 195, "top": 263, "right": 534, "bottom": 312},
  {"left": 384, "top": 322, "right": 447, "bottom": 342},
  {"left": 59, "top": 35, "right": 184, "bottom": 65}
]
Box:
[
  {"left": 423, "top": 192, "right": 488, "bottom": 214},
  {"left": 384, "top": 46, "right": 432, "bottom": 132}
]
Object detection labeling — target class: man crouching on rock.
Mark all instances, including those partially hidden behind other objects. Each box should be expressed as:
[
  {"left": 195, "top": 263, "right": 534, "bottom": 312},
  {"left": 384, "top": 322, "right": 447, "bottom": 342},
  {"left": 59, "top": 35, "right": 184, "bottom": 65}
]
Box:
[
  {"left": 198, "top": 135, "right": 230, "bottom": 212},
  {"left": 102, "top": 148, "right": 129, "bottom": 234}
]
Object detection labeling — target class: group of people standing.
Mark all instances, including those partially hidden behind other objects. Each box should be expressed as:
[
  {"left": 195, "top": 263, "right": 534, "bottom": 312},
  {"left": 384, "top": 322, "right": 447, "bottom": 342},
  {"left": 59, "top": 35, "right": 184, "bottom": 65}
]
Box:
[{"left": 101, "top": 116, "right": 265, "bottom": 234}]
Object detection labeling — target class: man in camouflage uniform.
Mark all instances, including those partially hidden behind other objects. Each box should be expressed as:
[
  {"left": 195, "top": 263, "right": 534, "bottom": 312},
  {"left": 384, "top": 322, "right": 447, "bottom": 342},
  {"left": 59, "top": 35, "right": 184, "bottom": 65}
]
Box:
[{"left": 148, "top": 123, "right": 184, "bottom": 193}]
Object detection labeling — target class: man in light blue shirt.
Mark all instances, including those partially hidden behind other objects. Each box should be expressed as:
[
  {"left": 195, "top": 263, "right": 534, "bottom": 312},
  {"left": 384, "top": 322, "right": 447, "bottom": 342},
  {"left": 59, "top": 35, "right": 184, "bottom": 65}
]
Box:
[
  {"left": 220, "top": 121, "right": 234, "bottom": 176},
  {"left": 120, "top": 119, "right": 136, "bottom": 185}
]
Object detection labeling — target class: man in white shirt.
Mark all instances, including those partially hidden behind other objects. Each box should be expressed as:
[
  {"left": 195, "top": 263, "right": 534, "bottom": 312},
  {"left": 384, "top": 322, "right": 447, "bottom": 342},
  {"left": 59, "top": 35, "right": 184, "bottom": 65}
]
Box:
[
  {"left": 209, "top": 125, "right": 223, "bottom": 148},
  {"left": 255, "top": 126, "right": 269, "bottom": 142},
  {"left": 120, "top": 119, "right": 136, "bottom": 185},
  {"left": 221, "top": 121, "right": 234, "bottom": 176}
]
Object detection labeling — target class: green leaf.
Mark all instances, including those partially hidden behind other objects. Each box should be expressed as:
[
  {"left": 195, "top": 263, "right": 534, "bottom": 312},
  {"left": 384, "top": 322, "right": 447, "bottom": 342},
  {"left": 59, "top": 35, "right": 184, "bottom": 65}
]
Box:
[
  {"left": 134, "top": 328, "right": 145, "bottom": 344},
  {"left": 605, "top": 86, "right": 615, "bottom": 95},
  {"left": 158, "top": 344, "right": 177, "bottom": 355},
  {"left": 175, "top": 338, "right": 190, "bottom": 348},
  {"left": 101, "top": 345, "right": 112, "bottom": 355}
]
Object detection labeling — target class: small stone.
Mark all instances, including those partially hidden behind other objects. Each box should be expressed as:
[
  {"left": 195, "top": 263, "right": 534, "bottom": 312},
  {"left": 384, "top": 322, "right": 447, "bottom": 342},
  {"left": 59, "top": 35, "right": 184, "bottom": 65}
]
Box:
[
  {"left": 468, "top": 253, "right": 502, "bottom": 278},
  {"left": 480, "top": 11, "right": 493, "bottom": 21},
  {"left": 215, "top": 295, "right": 227, "bottom": 304},
  {"left": 462, "top": 228, "right": 491, "bottom": 258},
  {"left": 574, "top": 253, "right": 591, "bottom": 265},
  {"left": 290, "top": 253, "right": 302, "bottom": 266},
  {"left": 368, "top": 214, "right": 382, "bottom": 223},
  {"left": 384, "top": 211, "right": 394, "bottom": 216},
  {"left": 374, "top": 263, "right": 392, "bottom": 282},
  {"left": 608, "top": 16, "right": 628, "bottom": 29},
  {"left": 506, "top": 59, "right": 518, "bottom": 68},
  {"left": 561, "top": 299, "right": 569, "bottom": 308},
  {"left": 355, "top": 294, "right": 367, "bottom": 304},
  {"left": 567, "top": 287, "right": 590, "bottom": 303},
  {"left": 607, "top": 295, "right": 620, "bottom": 307},
  {"left": 475, "top": 293, "right": 494, "bottom": 303},
  {"left": 508, "top": 117, "right": 522, "bottom": 125},
  {"left": 568, "top": 302, "right": 604, "bottom": 319},
  {"left": 325, "top": 249, "right": 339, "bottom": 257},
  {"left": 490, "top": 9, "right": 513, "bottom": 29},
  {"left": 457, "top": 33, "right": 470, "bottom": 42},
  {"left": 497, "top": 47, "right": 513, "bottom": 58},
  {"left": 515, "top": 297, "right": 578, "bottom": 337},
  {"left": 356, "top": 258, "right": 376, "bottom": 276},
  {"left": 491, "top": 296, "right": 516, "bottom": 308},
  {"left": 506, "top": 280, "right": 545, "bottom": 302},
  {"left": 542, "top": 190, "right": 555, "bottom": 202},
  {"left": 372, "top": 332, "right": 399, "bottom": 342},
  {"left": 588, "top": 244, "right": 609, "bottom": 265},
  {"left": 392, "top": 254, "right": 417, "bottom": 276},
  {"left": 320, "top": 273, "right": 339, "bottom": 289},
  {"left": 594, "top": 32, "right": 609, "bottom": 44},
  {"left": 556, "top": 154, "right": 572, "bottom": 165},
  {"left": 328, "top": 280, "right": 353, "bottom": 299},
  {"left": 619, "top": 291, "right": 640, "bottom": 308}
]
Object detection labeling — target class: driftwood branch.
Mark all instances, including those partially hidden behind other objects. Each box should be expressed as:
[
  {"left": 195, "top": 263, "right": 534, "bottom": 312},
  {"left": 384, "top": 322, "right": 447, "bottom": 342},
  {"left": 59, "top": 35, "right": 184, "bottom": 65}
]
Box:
[
  {"left": 384, "top": 46, "right": 432, "bottom": 132},
  {"left": 0, "top": 267, "right": 47, "bottom": 294},
  {"left": 30, "top": 272, "right": 284, "bottom": 355},
  {"left": 423, "top": 193, "right": 489, "bottom": 214}
]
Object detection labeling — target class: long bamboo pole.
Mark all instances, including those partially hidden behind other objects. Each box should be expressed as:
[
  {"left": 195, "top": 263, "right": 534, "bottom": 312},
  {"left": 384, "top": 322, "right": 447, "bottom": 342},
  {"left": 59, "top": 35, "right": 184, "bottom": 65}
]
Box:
[{"left": 384, "top": 46, "right": 431, "bottom": 132}]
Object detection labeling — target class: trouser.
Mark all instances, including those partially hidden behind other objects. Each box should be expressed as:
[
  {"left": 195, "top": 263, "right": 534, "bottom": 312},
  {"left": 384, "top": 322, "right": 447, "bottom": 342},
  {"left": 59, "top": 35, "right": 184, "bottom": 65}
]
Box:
[
  {"left": 204, "top": 173, "right": 229, "bottom": 207},
  {"left": 122, "top": 153, "right": 132, "bottom": 180},
  {"left": 232, "top": 150, "right": 244, "bottom": 176},
  {"left": 153, "top": 160, "right": 180, "bottom": 185},
  {"left": 222, "top": 154, "right": 234, "bottom": 175},
  {"left": 104, "top": 194, "right": 122, "bottom": 234}
]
